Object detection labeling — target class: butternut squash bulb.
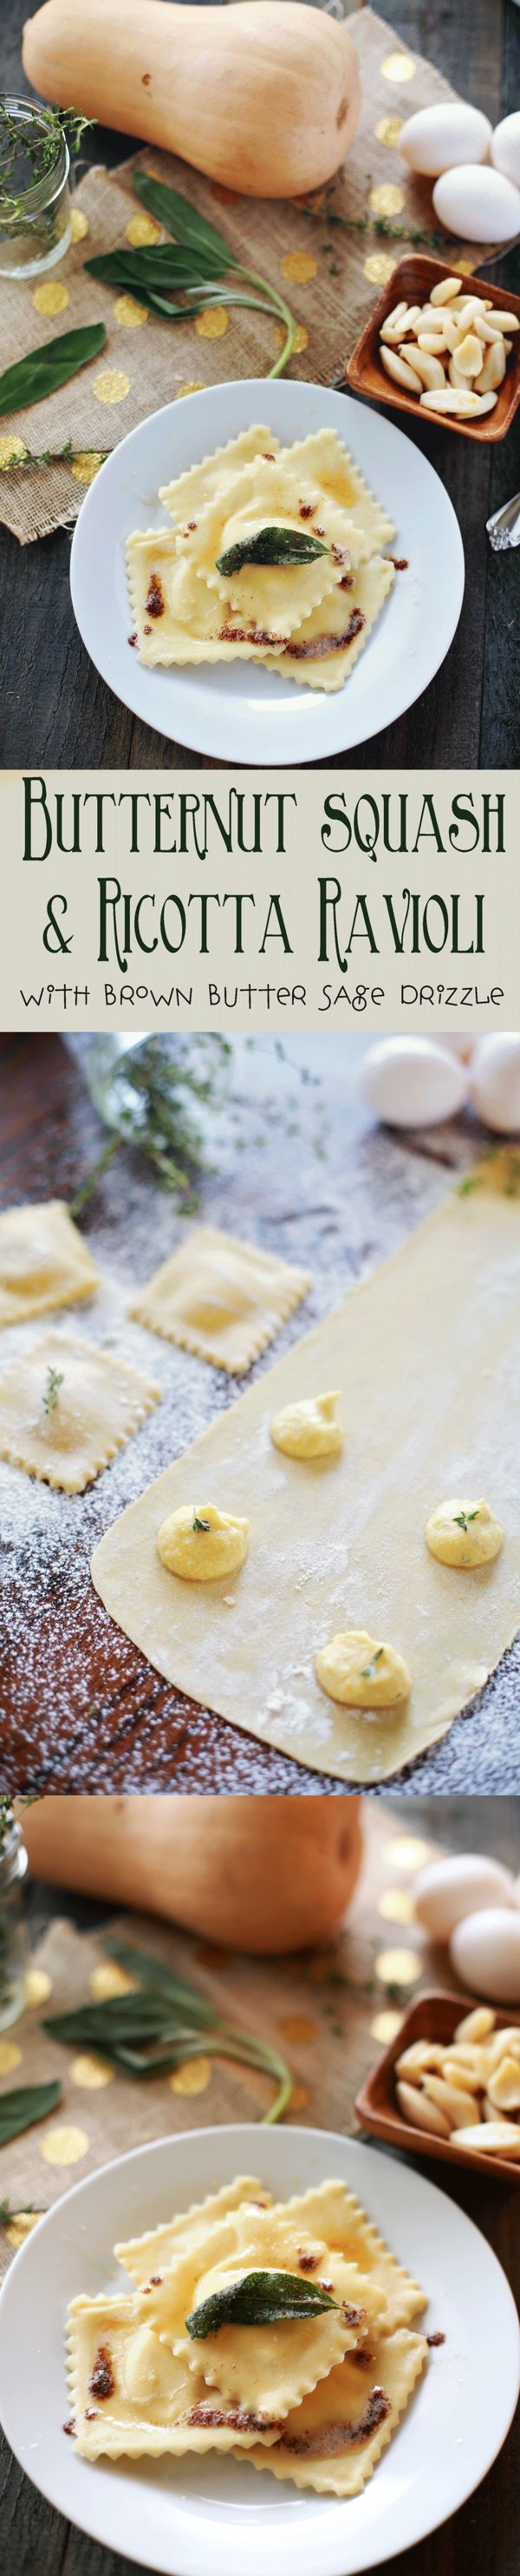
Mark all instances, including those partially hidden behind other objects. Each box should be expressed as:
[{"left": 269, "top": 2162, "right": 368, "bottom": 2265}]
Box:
[
  {"left": 22, "top": 1794, "right": 362, "bottom": 1954},
  {"left": 23, "top": 0, "right": 361, "bottom": 199}
]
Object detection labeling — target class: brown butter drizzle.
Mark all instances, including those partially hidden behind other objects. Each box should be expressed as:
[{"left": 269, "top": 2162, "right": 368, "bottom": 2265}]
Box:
[
  {"left": 88, "top": 2344, "right": 114, "bottom": 2402},
  {"left": 280, "top": 2385, "right": 391, "bottom": 2457},
  {"left": 145, "top": 572, "right": 165, "bottom": 619}
]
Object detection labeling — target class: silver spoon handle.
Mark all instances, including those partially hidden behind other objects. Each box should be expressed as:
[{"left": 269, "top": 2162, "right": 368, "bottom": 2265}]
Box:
[{"left": 486, "top": 491, "right": 520, "bottom": 550}]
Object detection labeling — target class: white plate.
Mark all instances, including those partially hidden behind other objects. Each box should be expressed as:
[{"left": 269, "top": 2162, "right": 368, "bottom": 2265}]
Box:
[
  {"left": 69, "top": 380, "right": 465, "bottom": 763},
  {"left": 0, "top": 2125, "right": 517, "bottom": 2576}
]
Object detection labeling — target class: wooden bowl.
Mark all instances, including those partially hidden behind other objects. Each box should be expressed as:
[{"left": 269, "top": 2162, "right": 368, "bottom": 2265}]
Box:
[
  {"left": 355, "top": 1987, "right": 520, "bottom": 2185},
  {"left": 347, "top": 254, "right": 520, "bottom": 441}
]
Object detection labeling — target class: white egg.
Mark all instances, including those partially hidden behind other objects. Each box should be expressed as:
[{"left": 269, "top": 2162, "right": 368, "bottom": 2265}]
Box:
[
  {"left": 414, "top": 1853, "right": 516, "bottom": 1942},
  {"left": 433, "top": 163, "right": 520, "bottom": 243},
  {"left": 491, "top": 112, "right": 520, "bottom": 191},
  {"left": 470, "top": 1034, "right": 520, "bottom": 1134},
  {"left": 451, "top": 1906, "right": 520, "bottom": 2003},
  {"left": 400, "top": 101, "right": 492, "bottom": 178},
  {"left": 361, "top": 1037, "right": 468, "bottom": 1130}
]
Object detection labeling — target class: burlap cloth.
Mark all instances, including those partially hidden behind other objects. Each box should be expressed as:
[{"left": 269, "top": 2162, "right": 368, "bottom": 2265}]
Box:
[
  {"left": 0, "top": 1802, "right": 453, "bottom": 2279},
  {"left": 0, "top": 10, "right": 480, "bottom": 546}
]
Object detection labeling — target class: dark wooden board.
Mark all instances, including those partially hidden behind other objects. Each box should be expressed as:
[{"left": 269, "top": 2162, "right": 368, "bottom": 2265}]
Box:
[
  {"left": 2, "top": 1030, "right": 520, "bottom": 1798},
  {"left": 0, "top": 0, "right": 518, "bottom": 768}
]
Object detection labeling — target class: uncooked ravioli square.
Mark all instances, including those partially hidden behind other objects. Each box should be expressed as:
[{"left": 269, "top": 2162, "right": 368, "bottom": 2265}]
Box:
[
  {"left": 0, "top": 1200, "right": 100, "bottom": 1327},
  {"left": 129, "top": 1226, "right": 311, "bottom": 1372},
  {"left": 0, "top": 1330, "right": 160, "bottom": 1493}
]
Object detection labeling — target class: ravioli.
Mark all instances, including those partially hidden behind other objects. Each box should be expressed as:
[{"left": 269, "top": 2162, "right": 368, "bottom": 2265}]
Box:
[
  {"left": 135, "top": 2210, "right": 385, "bottom": 2419},
  {"left": 244, "top": 2328, "right": 427, "bottom": 2496},
  {"left": 0, "top": 1330, "right": 160, "bottom": 1493},
  {"left": 117, "top": 2178, "right": 273, "bottom": 2286},
  {"left": 277, "top": 2181, "right": 426, "bottom": 2331},
  {"left": 159, "top": 425, "right": 279, "bottom": 524},
  {"left": 127, "top": 528, "right": 285, "bottom": 667},
  {"left": 129, "top": 1225, "right": 310, "bottom": 1372},
  {"left": 276, "top": 428, "right": 395, "bottom": 554},
  {"left": 68, "top": 2293, "right": 280, "bottom": 2458},
  {"left": 0, "top": 1200, "right": 100, "bottom": 1327},
  {"left": 177, "top": 455, "right": 355, "bottom": 637},
  {"left": 265, "top": 556, "right": 394, "bottom": 693}
]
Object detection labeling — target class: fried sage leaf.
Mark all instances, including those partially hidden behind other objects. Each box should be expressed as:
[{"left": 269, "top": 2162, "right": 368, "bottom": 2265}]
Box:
[
  {"left": 0, "top": 2081, "right": 62, "bottom": 2146},
  {"left": 185, "top": 2269, "right": 339, "bottom": 2337},
  {"left": 0, "top": 323, "right": 107, "bottom": 419},
  {"left": 216, "top": 526, "right": 328, "bottom": 575}
]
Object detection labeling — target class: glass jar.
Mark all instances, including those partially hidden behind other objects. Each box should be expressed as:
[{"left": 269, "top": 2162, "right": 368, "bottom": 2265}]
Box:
[
  {"left": 0, "top": 1818, "right": 29, "bottom": 2030},
  {"left": 0, "top": 96, "right": 71, "bottom": 280}
]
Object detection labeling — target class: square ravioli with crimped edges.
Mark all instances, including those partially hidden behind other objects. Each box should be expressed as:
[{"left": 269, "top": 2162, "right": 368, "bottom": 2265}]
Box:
[
  {"left": 276, "top": 2180, "right": 426, "bottom": 2332},
  {"left": 243, "top": 2326, "right": 427, "bottom": 2495},
  {"left": 264, "top": 555, "right": 394, "bottom": 693},
  {"left": 129, "top": 1225, "right": 310, "bottom": 1373},
  {"left": 117, "top": 2176, "right": 273, "bottom": 2285},
  {"left": 67, "top": 2293, "right": 282, "bottom": 2460},
  {"left": 133, "top": 2204, "right": 387, "bottom": 2421},
  {"left": 175, "top": 454, "right": 366, "bottom": 639},
  {"left": 159, "top": 425, "right": 279, "bottom": 526},
  {"left": 0, "top": 1330, "right": 160, "bottom": 1493},
  {"left": 0, "top": 1200, "right": 100, "bottom": 1328},
  {"left": 127, "top": 527, "right": 286, "bottom": 669}
]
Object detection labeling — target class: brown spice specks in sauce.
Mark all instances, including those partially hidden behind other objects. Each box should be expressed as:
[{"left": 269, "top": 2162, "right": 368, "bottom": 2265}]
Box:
[
  {"left": 218, "top": 623, "right": 278, "bottom": 648},
  {"left": 299, "top": 501, "right": 315, "bottom": 520},
  {"left": 88, "top": 2344, "right": 114, "bottom": 2402},
  {"left": 284, "top": 606, "right": 366, "bottom": 662},
  {"left": 281, "top": 2386, "right": 391, "bottom": 2457},
  {"left": 145, "top": 572, "right": 165, "bottom": 619},
  {"left": 187, "top": 2403, "right": 283, "bottom": 2434},
  {"left": 62, "top": 2419, "right": 75, "bottom": 2435},
  {"left": 426, "top": 2331, "right": 445, "bottom": 2348},
  {"left": 127, "top": 631, "right": 137, "bottom": 647},
  {"left": 389, "top": 556, "right": 408, "bottom": 572},
  {"left": 298, "top": 2251, "right": 319, "bottom": 2272}
]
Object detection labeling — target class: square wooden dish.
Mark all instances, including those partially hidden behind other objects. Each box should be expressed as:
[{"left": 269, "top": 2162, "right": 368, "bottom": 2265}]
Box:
[
  {"left": 355, "top": 1986, "right": 520, "bottom": 2185},
  {"left": 347, "top": 253, "right": 520, "bottom": 441}
]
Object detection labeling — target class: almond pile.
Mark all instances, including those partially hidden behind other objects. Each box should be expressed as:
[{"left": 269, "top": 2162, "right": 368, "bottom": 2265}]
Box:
[
  {"left": 395, "top": 2005, "right": 520, "bottom": 2159},
  {"left": 379, "top": 274, "right": 518, "bottom": 422}
]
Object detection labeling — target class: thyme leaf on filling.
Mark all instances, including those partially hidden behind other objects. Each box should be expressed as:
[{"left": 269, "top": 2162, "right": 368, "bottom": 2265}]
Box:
[
  {"left": 42, "top": 1365, "right": 64, "bottom": 1417},
  {"left": 192, "top": 1514, "right": 211, "bottom": 1532},
  {"left": 360, "top": 1647, "right": 384, "bottom": 1681},
  {"left": 452, "top": 1509, "right": 479, "bottom": 1532}
]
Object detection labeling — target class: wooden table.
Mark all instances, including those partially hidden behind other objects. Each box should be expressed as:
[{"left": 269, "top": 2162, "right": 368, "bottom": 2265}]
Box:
[
  {"left": 2, "top": 1031, "right": 520, "bottom": 1797},
  {"left": 1, "top": 0, "right": 519, "bottom": 768},
  {"left": 1, "top": 1794, "right": 519, "bottom": 2576}
]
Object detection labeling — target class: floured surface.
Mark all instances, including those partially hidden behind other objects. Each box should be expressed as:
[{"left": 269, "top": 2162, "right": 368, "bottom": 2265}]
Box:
[{"left": 92, "top": 1160, "right": 520, "bottom": 1785}]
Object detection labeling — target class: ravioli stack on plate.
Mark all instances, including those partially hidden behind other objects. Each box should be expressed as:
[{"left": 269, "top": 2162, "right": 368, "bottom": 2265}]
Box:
[
  {"left": 127, "top": 427, "right": 395, "bottom": 694},
  {"left": 67, "top": 2171, "right": 427, "bottom": 2496}
]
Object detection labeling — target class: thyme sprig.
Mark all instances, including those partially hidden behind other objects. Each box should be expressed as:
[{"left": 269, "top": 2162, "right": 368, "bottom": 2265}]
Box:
[
  {"left": 0, "top": 104, "right": 93, "bottom": 215},
  {"left": 0, "top": 439, "right": 109, "bottom": 475},
  {"left": 68, "top": 1036, "right": 231, "bottom": 1215},
  {"left": 42, "top": 1365, "right": 63, "bottom": 1416}
]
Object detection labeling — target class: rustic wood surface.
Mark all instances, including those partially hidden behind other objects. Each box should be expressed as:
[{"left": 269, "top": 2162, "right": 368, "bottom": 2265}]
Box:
[
  {"left": 0, "top": 1795, "right": 518, "bottom": 2576},
  {"left": 0, "top": 0, "right": 518, "bottom": 768},
  {"left": 1, "top": 1030, "right": 519, "bottom": 1798}
]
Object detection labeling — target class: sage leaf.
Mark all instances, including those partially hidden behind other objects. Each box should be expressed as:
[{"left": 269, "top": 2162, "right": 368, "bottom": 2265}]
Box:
[
  {"left": 86, "top": 245, "right": 221, "bottom": 290},
  {"left": 0, "top": 2080, "right": 62, "bottom": 2146},
  {"left": 133, "top": 170, "right": 237, "bottom": 269},
  {"left": 0, "top": 323, "right": 107, "bottom": 419},
  {"left": 216, "top": 526, "right": 328, "bottom": 575},
  {"left": 185, "top": 2270, "right": 339, "bottom": 2338}
]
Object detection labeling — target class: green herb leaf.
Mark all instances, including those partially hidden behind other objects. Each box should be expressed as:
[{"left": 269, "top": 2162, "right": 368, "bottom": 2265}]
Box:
[
  {"left": 185, "top": 2270, "right": 339, "bottom": 2338},
  {"left": 0, "top": 2081, "right": 62, "bottom": 2148},
  {"left": 86, "top": 245, "right": 224, "bottom": 290},
  {"left": 0, "top": 324, "right": 106, "bottom": 421},
  {"left": 361, "top": 1647, "right": 384, "bottom": 1680},
  {"left": 133, "top": 170, "right": 237, "bottom": 268},
  {"left": 42, "top": 1364, "right": 63, "bottom": 1417},
  {"left": 452, "top": 1510, "right": 479, "bottom": 1532},
  {"left": 43, "top": 1939, "right": 293, "bottom": 2123},
  {"left": 217, "top": 526, "right": 328, "bottom": 575},
  {"left": 193, "top": 1514, "right": 211, "bottom": 1533}
]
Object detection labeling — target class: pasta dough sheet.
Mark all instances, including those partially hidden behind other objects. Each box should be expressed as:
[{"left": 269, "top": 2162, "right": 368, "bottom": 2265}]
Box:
[
  {"left": 129, "top": 1226, "right": 310, "bottom": 1372},
  {"left": 0, "top": 1200, "right": 100, "bottom": 1327},
  {"left": 91, "top": 1160, "right": 520, "bottom": 1784},
  {"left": 0, "top": 1331, "right": 160, "bottom": 1493}
]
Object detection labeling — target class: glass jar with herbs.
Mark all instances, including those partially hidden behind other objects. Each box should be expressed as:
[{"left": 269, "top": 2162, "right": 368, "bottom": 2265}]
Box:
[
  {"left": 0, "top": 96, "right": 73, "bottom": 279},
  {"left": 0, "top": 1814, "right": 29, "bottom": 2031}
]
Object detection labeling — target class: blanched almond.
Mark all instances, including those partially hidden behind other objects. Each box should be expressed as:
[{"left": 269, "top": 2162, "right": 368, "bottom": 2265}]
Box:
[
  {"left": 409, "top": 348, "right": 446, "bottom": 389},
  {"left": 381, "top": 345, "right": 422, "bottom": 394},
  {"left": 453, "top": 2121, "right": 520, "bottom": 2157},
  {"left": 396, "top": 2080, "right": 451, "bottom": 2137},
  {"left": 488, "top": 2056, "right": 520, "bottom": 2111},
  {"left": 424, "top": 2074, "right": 481, "bottom": 2129},
  {"left": 430, "top": 275, "right": 462, "bottom": 304},
  {"left": 454, "top": 332, "right": 484, "bottom": 377},
  {"left": 454, "top": 2008, "right": 496, "bottom": 2042}
]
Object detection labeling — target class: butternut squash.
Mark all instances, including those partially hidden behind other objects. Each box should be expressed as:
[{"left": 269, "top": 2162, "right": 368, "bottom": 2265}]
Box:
[
  {"left": 23, "top": 0, "right": 361, "bottom": 199},
  {"left": 21, "top": 1794, "right": 362, "bottom": 1954}
]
